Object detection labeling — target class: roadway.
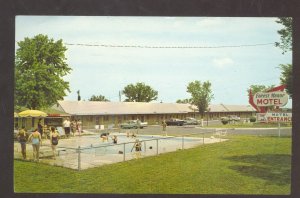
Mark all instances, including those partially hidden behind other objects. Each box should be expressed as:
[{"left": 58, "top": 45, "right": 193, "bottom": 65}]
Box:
[{"left": 126, "top": 124, "right": 292, "bottom": 137}]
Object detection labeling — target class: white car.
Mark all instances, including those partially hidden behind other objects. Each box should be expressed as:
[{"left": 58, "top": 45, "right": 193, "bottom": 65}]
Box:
[
  {"left": 120, "top": 120, "right": 148, "bottom": 129},
  {"left": 183, "top": 117, "right": 200, "bottom": 125},
  {"left": 228, "top": 115, "right": 241, "bottom": 121}
]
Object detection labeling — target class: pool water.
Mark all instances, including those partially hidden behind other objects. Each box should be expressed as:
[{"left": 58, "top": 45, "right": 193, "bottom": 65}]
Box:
[{"left": 77, "top": 134, "right": 203, "bottom": 155}]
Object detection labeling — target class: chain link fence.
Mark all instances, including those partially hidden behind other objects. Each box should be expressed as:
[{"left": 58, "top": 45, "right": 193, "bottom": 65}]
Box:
[{"left": 14, "top": 129, "right": 230, "bottom": 170}]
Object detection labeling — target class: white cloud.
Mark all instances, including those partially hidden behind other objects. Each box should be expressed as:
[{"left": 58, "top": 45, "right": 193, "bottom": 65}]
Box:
[{"left": 212, "top": 57, "right": 234, "bottom": 68}]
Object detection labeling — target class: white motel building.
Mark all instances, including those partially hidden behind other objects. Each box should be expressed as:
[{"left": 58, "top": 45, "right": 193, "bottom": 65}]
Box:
[{"left": 49, "top": 100, "right": 257, "bottom": 128}]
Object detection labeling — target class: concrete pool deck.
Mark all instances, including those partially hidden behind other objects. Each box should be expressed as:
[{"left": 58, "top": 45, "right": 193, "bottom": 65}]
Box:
[{"left": 14, "top": 131, "right": 228, "bottom": 170}]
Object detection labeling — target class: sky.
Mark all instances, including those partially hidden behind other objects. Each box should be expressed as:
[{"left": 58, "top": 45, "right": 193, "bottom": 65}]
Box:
[{"left": 15, "top": 16, "right": 292, "bottom": 107}]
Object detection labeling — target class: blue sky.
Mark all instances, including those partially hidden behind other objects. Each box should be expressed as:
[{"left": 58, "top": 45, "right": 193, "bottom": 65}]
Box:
[{"left": 15, "top": 16, "right": 292, "bottom": 107}]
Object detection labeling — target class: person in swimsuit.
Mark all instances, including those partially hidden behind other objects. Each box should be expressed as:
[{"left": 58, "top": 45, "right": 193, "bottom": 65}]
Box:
[
  {"left": 28, "top": 129, "right": 42, "bottom": 162},
  {"left": 50, "top": 127, "right": 60, "bottom": 160},
  {"left": 111, "top": 135, "right": 118, "bottom": 144},
  {"left": 100, "top": 132, "right": 109, "bottom": 142},
  {"left": 37, "top": 118, "right": 44, "bottom": 138},
  {"left": 17, "top": 127, "right": 27, "bottom": 160},
  {"left": 131, "top": 139, "right": 142, "bottom": 159}
]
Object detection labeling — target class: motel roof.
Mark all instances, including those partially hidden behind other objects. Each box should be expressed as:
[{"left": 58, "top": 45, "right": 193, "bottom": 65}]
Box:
[{"left": 53, "top": 101, "right": 256, "bottom": 116}]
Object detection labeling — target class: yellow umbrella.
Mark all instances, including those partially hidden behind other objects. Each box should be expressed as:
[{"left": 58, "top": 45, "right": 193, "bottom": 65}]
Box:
[
  {"left": 14, "top": 112, "right": 19, "bottom": 117},
  {"left": 18, "top": 110, "right": 47, "bottom": 117}
]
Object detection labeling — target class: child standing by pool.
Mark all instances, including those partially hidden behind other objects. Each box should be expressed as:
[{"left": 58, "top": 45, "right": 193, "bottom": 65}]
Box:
[
  {"left": 50, "top": 127, "right": 60, "bottom": 160},
  {"left": 131, "top": 139, "right": 142, "bottom": 159},
  {"left": 111, "top": 135, "right": 118, "bottom": 144}
]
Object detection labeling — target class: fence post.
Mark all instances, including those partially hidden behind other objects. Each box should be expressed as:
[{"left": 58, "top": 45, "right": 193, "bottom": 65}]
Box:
[
  {"left": 123, "top": 143, "right": 126, "bottom": 161},
  {"left": 156, "top": 139, "right": 159, "bottom": 155},
  {"left": 144, "top": 141, "right": 146, "bottom": 153},
  {"left": 78, "top": 146, "right": 81, "bottom": 171},
  {"left": 202, "top": 133, "right": 204, "bottom": 144},
  {"left": 182, "top": 136, "right": 184, "bottom": 150}
]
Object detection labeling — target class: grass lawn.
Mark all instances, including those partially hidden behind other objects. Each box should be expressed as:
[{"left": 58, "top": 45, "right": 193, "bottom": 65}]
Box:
[{"left": 14, "top": 135, "right": 291, "bottom": 194}]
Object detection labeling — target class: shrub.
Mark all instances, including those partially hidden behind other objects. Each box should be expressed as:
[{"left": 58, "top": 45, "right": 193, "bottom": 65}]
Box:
[
  {"left": 250, "top": 116, "right": 256, "bottom": 122},
  {"left": 221, "top": 117, "right": 229, "bottom": 125}
]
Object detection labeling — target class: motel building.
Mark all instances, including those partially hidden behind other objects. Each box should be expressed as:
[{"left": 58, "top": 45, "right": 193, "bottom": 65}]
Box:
[{"left": 50, "top": 100, "right": 257, "bottom": 129}]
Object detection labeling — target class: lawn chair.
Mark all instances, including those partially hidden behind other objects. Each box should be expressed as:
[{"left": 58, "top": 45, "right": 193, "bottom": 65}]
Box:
[{"left": 56, "top": 127, "right": 66, "bottom": 138}]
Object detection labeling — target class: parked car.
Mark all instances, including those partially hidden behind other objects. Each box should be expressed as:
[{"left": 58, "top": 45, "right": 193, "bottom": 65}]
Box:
[
  {"left": 183, "top": 117, "right": 200, "bottom": 125},
  {"left": 120, "top": 120, "right": 147, "bottom": 129},
  {"left": 165, "top": 118, "right": 185, "bottom": 126},
  {"left": 228, "top": 115, "right": 241, "bottom": 121}
]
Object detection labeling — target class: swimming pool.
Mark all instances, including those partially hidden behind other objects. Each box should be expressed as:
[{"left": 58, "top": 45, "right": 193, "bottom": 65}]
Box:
[
  {"left": 78, "top": 134, "right": 203, "bottom": 155},
  {"left": 14, "top": 132, "right": 227, "bottom": 170}
]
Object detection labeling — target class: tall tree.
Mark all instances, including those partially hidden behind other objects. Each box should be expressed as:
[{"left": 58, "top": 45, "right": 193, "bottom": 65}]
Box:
[
  {"left": 275, "top": 17, "right": 293, "bottom": 97},
  {"left": 279, "top": 64, "right": 292, "bottom": 98},
  {"left": 15, "top": 34, "right": 71, "bottom": 109},
  {"left": 89, "top": 95, "right": 110, "bottom": 101},
  {"left": 187, "top": 80, "right": 213, "bottom": 118},
  {"left": 122, "top": 82, "right": 158, "bottom": 102},
  {"left": 275, "top": 17, "right": 292, "bottom": 54}
]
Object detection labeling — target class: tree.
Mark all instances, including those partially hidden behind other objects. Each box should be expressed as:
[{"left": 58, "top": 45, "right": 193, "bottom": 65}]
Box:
[
  {"left": 122, "top": 82, "right": 158, "bottom": 102},
  {"left": 275, "top": 17, "right": 292, "bottom": 54},
  {"left": 15, "top": 34, "right": 71, "bottom": 109},
  {"left": 186, "top": 80, "right": 214, "bottom": 118},
  {"left": 176, "top": 98, "right": 192, "bottom": 104},
  {"left": 247, "top": 85, "right": 275, "bottom": 96},
  {"left": 248, "top": 84, "right": 276, "bottom": 112},
  {"left": 89, "top": 95, "right": 110, "bottom": 101},
  {"left": 274, "top": 17, "right": 293, "bottom": 97},
  {"left": 279, "top": 64, "right": 292, "bottom": 97}
]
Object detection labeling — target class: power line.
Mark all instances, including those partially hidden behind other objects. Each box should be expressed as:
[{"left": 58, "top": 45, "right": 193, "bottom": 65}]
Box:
[{"left": 64, "top": 42, "right": 275, "bottom": 49}]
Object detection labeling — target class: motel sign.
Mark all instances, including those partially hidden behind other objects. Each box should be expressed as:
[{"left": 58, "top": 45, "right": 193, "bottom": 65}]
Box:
[
  {"left": 253, "top": 91, "right": 289, "bottom": 107},
  {"left": 257, "top": 112, "right": 292, "bottom": 123}
]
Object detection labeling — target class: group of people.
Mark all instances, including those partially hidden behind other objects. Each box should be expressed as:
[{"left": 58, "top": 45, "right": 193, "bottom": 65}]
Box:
[
  {"left": 63, "top": 118, "right": 82, "bottom": 137},
  {"left": 100, "top": 132, "right": 118, "bottom": 144},
  {"left": 100, "top": 131, "right": 142, "bottom": 159},
  {"left": 126, "top": 130, "right": 137, "bottom": 138},
  {"left": 17, "top": 126, "right": 60, "bottom": 162}
]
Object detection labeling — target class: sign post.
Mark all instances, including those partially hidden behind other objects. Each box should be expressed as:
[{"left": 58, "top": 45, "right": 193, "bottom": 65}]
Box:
[
  {"left": 278, "top": 122, "right": 281, "bottom": 137},
  {"left": 256, "top": 112, "right": 292, "bottom": 137}
]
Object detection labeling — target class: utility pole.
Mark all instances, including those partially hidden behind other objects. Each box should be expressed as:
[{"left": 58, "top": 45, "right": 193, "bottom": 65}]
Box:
[
  {"left": 119, "top": 91, "right": 122, "bottom": 102},
  {"left": 77, "top": 90, "right": 81, "bottom": 101}
]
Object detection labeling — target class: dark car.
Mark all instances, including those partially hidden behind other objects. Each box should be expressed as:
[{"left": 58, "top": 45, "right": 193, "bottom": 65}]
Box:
[{"left": 165, "top": 118, "right": 185, "bottom": 126}]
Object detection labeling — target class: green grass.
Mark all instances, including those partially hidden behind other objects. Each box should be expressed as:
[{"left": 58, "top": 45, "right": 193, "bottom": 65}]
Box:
[{"left": 14, "top": 135, "right": 291, "bottom": 194}]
